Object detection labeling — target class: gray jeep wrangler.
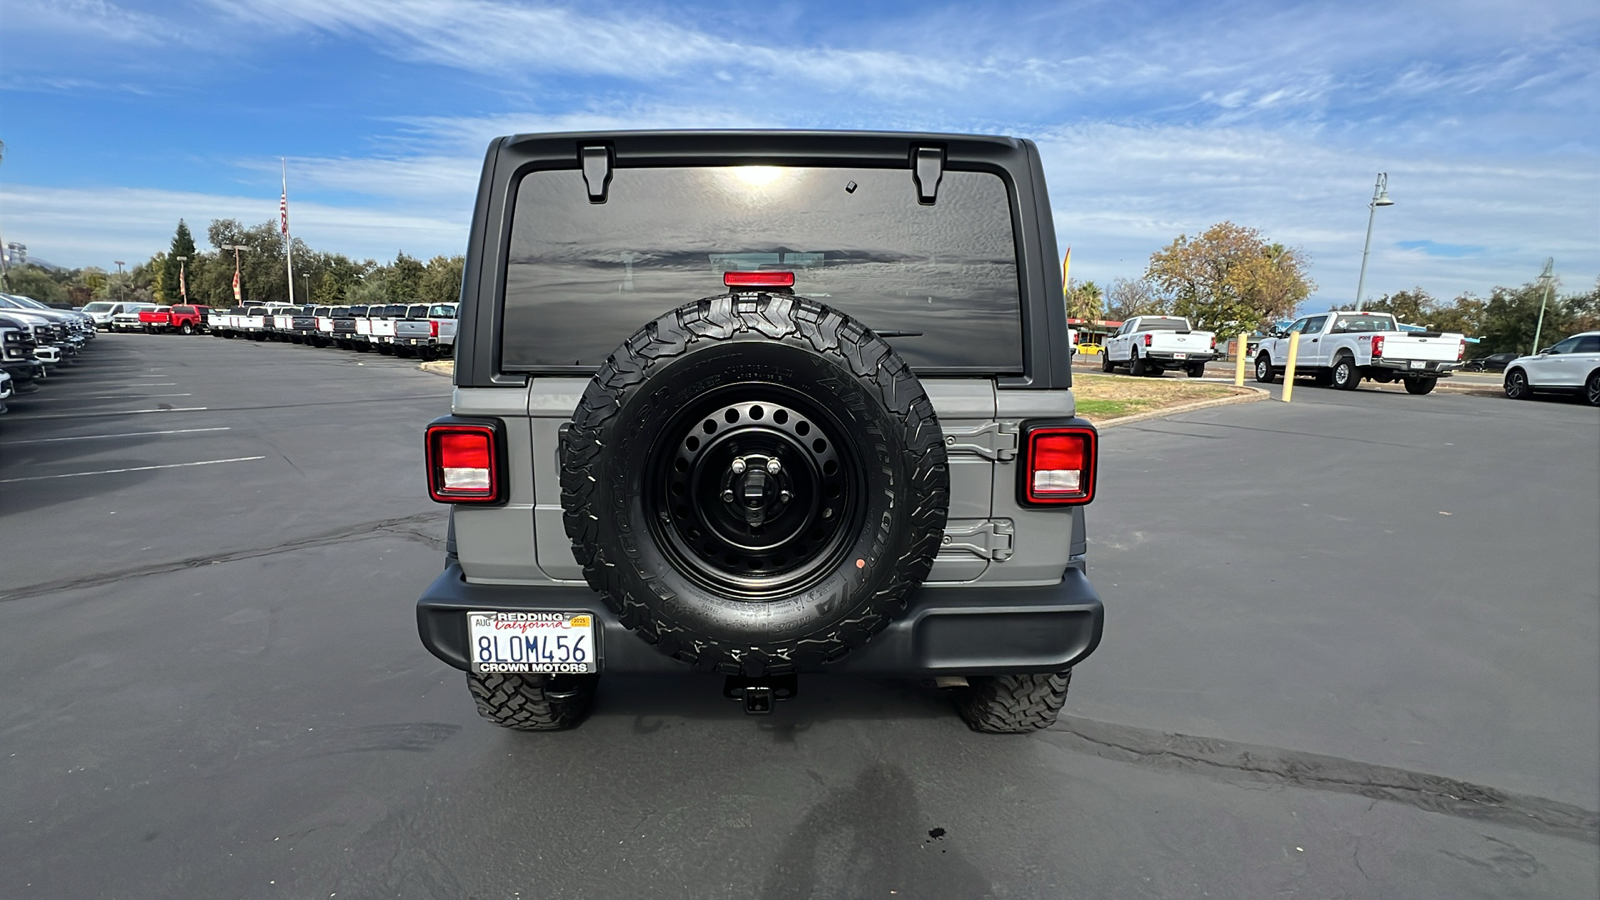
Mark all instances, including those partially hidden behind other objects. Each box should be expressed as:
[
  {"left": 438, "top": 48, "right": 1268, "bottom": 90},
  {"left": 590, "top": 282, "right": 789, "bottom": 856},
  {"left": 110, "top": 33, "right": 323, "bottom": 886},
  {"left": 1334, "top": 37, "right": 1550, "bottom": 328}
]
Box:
[{"left": 416, "top": 131, "right": 1103, "bottom": 733}]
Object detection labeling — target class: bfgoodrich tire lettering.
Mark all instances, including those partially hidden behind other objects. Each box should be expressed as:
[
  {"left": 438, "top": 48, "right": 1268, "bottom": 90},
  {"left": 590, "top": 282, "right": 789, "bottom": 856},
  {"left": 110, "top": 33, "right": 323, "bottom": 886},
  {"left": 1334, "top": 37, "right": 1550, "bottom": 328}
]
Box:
[{"left": 560, "top": 293, "right": 949, "bottom": 676}]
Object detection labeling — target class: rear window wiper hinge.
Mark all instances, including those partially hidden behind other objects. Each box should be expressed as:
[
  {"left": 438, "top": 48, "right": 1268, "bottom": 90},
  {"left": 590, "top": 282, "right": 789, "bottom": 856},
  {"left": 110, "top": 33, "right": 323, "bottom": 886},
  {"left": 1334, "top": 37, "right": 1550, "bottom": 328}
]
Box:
[{"left": 912, "top": 145, "right": 945, "bottom": 205}]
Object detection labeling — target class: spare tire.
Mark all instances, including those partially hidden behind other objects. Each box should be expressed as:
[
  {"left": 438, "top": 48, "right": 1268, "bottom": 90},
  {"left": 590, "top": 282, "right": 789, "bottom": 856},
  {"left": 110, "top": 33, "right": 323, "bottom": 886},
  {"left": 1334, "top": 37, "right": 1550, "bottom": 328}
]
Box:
[{"left": 560, "top": 293, "right": 949, "bottom": 676}]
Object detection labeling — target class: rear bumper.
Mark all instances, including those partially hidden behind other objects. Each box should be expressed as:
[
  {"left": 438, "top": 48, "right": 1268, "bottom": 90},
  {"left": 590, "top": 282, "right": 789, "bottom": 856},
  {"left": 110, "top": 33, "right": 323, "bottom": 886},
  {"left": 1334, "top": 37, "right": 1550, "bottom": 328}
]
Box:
[
  {"left": 417, "top": 564, "right": 1104, "bottom": 676},
  {"left": 1146, "top": 351, "right": 1216, "bottom": 364},
  {"left": 1368, "top": 359, "right": 1459, "bottom": 376}
]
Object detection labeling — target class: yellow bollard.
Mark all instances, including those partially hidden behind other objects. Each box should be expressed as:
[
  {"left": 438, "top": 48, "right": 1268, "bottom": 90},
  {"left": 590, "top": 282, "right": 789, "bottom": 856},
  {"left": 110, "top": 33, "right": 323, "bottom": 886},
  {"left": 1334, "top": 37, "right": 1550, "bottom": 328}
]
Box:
[
  {"left": 1282, "top": 331, "right": 1300, "bottom": 402},
  {"left": 1234, "top": 331, "right": 1248, "bottom": 386}
]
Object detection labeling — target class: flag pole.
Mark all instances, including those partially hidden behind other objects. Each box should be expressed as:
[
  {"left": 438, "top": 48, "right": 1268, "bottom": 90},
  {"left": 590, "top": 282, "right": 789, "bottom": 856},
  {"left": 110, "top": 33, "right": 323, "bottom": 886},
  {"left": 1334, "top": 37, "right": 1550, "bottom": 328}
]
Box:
[{"left": 282, "top": 158, "right": 295, "bottom": 305}]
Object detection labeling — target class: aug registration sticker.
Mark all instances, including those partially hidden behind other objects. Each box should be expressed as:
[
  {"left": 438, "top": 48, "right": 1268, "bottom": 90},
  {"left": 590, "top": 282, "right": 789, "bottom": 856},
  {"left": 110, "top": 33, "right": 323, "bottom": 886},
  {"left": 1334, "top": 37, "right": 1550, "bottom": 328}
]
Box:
[{"left": 467, "top": 612, "right": 597, "bottom": 675}]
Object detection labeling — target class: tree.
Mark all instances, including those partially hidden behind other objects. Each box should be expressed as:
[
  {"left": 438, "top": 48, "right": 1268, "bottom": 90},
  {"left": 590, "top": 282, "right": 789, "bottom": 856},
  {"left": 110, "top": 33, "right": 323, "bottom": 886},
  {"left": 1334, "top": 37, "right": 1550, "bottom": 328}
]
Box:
[
  {"left": 1476, "top": 280, "right": 1574, "bottom": 355},
  {"left": 161, "top": 220, "right": 198, "bottom": 303},
  {"left": 388, "top": 252, "right": 426, "bottom": 305},
  {"left": 420, "top": 255, "right": 465, "bottom": 306},
  {"left": 1145, "top": 222, "right": 1315, "bottom": 336},
  {"left": 4, "top": 264, "right": 68, "bottom": 305},
  {"left": 1427, "top": 295, "right": 1486, "bottom": 338},
  {"left": 1105, "top": 277, "right": 1165, "bottom": 321},
  {"left": 1065, "top": 279, "right": 1103, "bottom": 322}
]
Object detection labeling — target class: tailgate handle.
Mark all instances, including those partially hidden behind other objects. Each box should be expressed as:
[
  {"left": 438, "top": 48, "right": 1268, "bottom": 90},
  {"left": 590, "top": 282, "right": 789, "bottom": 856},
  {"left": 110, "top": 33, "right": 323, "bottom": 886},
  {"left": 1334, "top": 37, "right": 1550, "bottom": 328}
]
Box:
[
  {"left": 580, "top": 145, "right": 613, "bottom": 204},
  {"left": 912, "top": 145, "right": 944, "bottom": 205}
]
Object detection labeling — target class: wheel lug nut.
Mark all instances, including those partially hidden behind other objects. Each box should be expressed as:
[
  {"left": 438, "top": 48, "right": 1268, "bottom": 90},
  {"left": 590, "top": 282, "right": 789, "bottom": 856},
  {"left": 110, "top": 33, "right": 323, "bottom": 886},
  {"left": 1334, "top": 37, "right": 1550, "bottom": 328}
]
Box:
[
  {"left": 731, "top": 458, "right": 746, "bottom": 475},
  {"left": 779, "top": 490, "right": 791, "bottom": 502},
  {"left": 722, "top": 489, "right": 735, "bottom": 503},
  {"left": 766, "top": 458, "right": 781, "bottom": 474}
]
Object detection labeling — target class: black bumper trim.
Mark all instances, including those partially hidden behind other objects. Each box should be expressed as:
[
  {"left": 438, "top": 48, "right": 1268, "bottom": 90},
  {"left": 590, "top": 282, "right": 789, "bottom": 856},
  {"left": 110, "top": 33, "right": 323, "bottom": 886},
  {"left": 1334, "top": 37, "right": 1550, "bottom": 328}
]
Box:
[{"left": 417, "top": 564, "right": 1103, "bottom": 676}]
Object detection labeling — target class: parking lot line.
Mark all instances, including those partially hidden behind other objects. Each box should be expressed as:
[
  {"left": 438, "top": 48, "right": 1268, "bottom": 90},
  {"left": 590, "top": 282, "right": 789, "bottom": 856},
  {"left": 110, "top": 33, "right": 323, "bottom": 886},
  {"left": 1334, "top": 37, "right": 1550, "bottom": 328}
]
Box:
[
  {"left": 0, "top": 456, "right": 266, "bottom": 484},
  {"left": 18, "top": 407, "right": 209, "bottom": 421},
  {"left": 0, "top": 427, "right": 232, "bottom": 446},
  {"left": 20, "top": 393, "right": 194, "bottom": 403}
]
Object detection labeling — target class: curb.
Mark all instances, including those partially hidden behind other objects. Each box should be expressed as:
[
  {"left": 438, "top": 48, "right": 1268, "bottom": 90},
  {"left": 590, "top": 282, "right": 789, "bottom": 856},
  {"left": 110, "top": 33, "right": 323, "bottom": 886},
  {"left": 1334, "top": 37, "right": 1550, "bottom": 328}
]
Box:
[
  {"left": 1090, "top": 386, "right": 1269, "bottom": 429},
  {"left": 419, "top": 360, "right": 454, "bottom": 377}
]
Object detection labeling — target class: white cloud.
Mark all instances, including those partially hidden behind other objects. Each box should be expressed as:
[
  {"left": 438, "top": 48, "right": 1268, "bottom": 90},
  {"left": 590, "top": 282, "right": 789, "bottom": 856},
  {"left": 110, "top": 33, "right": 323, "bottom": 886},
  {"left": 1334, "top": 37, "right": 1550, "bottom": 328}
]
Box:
[
  {"left": 209, "top": 0, "right": 970, "bottom": 98},
  {"left": 0, "top": 185, "right": 467, "bottom": 266},
  {"left": 1031, "top": 123, "right": 1600, "bottom": 306}
]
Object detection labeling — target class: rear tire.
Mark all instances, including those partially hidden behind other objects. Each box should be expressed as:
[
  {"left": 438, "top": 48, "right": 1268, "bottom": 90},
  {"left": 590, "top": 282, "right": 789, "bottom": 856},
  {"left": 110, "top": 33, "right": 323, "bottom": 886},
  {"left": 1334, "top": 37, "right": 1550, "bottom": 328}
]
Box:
[
  {"left": 954, "top": 671, "right": 1072, "bottom": 734},
  {"left": 1255, "top": 354, "right": 1277, "bottom": 384},
  {"left": 1129, "top": 351, "right": 1148, "bottom": 377},
  {"left": 1404, "top": 377, "right": 1437, "bottom": 395},
  {"left": 1331, "top": 356, "right": 1361, "bottom": 391},
  {"left": 180, "top": 323, "right": 194, "bottom": 335},
  {"left": 467, "top": 672, "right": 597, "bottom": 731},
  {"left": 1186, "top": 363, "right": 1206, "bottom": 378},
  {"left": 1586, "top": 370, "right": 1600, "bottom": 407}
]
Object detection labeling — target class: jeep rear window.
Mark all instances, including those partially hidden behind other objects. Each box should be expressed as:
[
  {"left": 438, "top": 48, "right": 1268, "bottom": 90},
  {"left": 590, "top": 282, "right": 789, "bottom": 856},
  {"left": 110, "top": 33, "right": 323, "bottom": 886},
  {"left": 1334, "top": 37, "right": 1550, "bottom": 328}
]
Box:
[{"left": 501, "top": 166, "right": 1023, "bottom": 371}]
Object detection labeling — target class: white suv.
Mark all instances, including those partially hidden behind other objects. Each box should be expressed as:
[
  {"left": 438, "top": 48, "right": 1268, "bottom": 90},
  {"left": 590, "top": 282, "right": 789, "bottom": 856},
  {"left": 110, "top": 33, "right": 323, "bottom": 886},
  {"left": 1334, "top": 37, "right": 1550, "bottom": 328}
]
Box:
[{"left": 1502, "top": 331, "right": 1600, "bottom": 406}]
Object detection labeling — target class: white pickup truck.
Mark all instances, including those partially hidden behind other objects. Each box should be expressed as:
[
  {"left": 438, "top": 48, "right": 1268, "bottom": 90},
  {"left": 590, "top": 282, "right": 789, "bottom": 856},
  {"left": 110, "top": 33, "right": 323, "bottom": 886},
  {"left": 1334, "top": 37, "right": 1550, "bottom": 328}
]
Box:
[
  {"left": 1102, "top": 315, "right": 1217, "bottom": 377},
  {"left": 1255, "top": 311, "right": 1465, "bottom": 395}
]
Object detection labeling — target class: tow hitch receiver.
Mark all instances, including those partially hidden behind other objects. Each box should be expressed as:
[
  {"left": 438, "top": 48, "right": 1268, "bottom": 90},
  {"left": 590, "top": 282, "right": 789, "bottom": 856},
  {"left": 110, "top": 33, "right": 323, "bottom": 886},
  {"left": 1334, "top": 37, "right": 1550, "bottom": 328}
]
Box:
[{"left": 723, "top": 675, "right": 798, "bottom": 715}]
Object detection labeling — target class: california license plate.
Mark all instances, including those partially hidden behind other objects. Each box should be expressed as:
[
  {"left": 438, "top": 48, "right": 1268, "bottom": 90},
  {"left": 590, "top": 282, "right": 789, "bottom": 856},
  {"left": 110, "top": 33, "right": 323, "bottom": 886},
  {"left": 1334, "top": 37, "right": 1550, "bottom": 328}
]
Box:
[
  {"left": 1409, "top": 360, "right": 1426, "bottom": 369},
  {"left": 467, "top": 611, "right": 597, "bottom": 675}
]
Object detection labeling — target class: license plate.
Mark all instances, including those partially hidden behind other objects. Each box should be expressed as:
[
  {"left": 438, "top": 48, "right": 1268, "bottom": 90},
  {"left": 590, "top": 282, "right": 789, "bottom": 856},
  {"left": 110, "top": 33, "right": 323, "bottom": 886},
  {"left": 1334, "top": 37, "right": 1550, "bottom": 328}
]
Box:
[
  {"left": 1409, "top": 360, "right": 1425, "bottom": 369},
  {"left": 467, "top": 611, "right": 597, "bottom": 675},
  {"left": 1173, "top": 352, "right": 1187, "bottom": 359}
]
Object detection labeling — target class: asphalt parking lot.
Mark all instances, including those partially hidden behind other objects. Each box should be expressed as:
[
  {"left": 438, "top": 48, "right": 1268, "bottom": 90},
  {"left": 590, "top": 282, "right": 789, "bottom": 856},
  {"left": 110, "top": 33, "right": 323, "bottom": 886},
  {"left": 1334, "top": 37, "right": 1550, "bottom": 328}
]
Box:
[{"left": 2, "top": 335, "right": 1596, "bottom": 899}]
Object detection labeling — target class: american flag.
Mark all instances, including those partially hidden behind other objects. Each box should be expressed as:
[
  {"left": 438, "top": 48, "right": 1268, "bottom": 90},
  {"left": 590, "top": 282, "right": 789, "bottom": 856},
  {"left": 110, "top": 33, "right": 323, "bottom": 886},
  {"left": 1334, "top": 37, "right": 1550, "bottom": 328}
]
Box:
[{"left": 280, "top": 189, "right": 289, "bottom": 236}]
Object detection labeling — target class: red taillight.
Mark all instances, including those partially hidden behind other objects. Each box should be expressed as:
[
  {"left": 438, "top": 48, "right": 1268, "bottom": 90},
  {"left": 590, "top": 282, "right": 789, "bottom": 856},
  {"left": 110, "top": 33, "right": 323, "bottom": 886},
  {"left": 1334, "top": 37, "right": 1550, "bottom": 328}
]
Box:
[
  {"left": 724, "top": 271, "right": 795, "bottom": 289},
  {"left": 1457, "top": 340, "right": 1465, "bottom": 361},
  {"left": 1024, "top": 427, "right": 1097, "bottom": 506},
  {"left": 430, "top": 320, "right": 439, "bottom": 337},
  {"left": 1143, "top": 333, "right": 1152, "bottom": 347},
  {"left": 426, "top": 424, "right": 501, "bottom": 503},
  {"left": 1371, "top": 335, "right": 1385, "bottom": 358}
]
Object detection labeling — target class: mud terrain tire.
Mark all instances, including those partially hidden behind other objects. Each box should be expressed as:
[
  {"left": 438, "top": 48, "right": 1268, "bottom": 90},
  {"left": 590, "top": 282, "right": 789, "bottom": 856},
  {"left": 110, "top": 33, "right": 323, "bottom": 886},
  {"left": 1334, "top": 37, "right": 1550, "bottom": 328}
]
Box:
[
  {"left": 560, "top": 293, "right": 949, "bottom": 676},
  {"left": 954, "top": 671, "right": 1073, "bottom": 733}
]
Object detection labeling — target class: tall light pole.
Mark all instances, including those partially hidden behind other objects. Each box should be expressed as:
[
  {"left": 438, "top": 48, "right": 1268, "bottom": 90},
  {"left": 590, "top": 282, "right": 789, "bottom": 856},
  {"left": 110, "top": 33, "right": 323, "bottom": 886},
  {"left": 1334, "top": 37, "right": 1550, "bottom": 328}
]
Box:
[
  {"left": 175, "top": 256, "right": 189, "bottom": 303},
  {"left": 1532, "top": 258, "right": 1555, "bottom": 355},
  {"left": 1353, "top": 172, "right": 1394, "bottom": 311},
  {"left": 114, "top": 260, "right": 126, "bottom": 301},
  {"left": 222, "top": 244, "right": 247, "bottom": 305}
]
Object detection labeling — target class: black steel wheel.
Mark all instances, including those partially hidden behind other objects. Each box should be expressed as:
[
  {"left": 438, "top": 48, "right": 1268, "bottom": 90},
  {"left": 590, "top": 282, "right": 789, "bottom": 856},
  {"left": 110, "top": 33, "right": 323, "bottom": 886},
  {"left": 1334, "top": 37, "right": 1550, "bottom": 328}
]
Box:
[{"left": 561, "top": 293, "right": 949, "bottom": 676}]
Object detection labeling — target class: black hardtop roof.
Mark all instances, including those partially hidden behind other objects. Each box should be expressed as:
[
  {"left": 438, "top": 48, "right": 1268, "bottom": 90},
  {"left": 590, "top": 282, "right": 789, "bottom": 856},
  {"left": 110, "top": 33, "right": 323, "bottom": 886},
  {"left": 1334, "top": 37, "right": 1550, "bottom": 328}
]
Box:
[{"left": 505, "top": 128, "right": 1023, "bottom": 150}]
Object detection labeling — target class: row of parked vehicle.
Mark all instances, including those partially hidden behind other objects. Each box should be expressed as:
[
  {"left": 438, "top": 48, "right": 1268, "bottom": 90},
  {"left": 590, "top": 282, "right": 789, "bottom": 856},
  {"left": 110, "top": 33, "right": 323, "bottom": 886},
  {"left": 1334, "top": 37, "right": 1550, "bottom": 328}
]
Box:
[
  {"left": 83, "top": 299, "right": 460, "bottom": 360},
  {"left": 204, "top": 302, "right": 458, "bottom": 359},
  {"left": 0, "top": 293, "right": 100, "bottom": 411}
]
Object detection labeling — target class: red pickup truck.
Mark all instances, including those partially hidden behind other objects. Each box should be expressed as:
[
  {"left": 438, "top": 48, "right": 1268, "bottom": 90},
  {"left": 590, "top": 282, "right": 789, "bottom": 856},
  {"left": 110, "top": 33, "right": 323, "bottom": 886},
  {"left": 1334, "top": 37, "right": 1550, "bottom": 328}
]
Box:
[{"left": 139, "top": 304, "right": 210, "bottom": 335}]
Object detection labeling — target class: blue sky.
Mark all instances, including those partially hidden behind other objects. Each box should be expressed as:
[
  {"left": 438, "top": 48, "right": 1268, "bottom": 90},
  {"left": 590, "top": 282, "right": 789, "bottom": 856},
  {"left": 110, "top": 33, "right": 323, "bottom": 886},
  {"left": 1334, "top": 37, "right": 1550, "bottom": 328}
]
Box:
[{"left": 2, "top": 0, "right": 1596, "bottom": 308}]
